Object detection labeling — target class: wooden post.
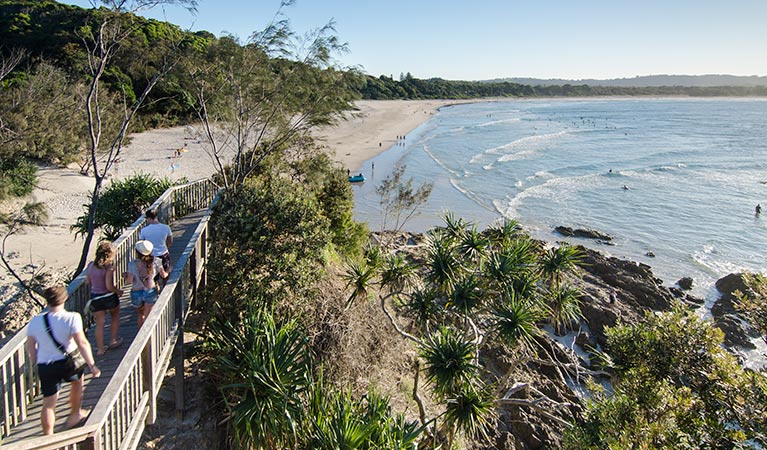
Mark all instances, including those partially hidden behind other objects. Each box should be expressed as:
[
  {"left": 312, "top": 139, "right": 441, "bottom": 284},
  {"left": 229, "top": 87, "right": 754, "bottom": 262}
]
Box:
[
  {"left": 174, "top": 285, "right": 184, "bottom": 419},
  {"left": 142, "top": 336, "right": 157, "bottom": 425}
]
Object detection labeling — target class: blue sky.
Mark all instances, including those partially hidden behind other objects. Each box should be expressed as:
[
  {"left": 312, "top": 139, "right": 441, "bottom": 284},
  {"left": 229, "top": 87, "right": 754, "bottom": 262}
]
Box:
[{"left": 61, "top": 0, "right": 767, "bottom": 81}]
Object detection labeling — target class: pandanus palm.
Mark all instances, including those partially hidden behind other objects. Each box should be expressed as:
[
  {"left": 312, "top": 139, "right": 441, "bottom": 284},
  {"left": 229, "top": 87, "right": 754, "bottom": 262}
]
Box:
[
  {"left": 380, "top": 253, "right": 415, "bottom": 294},
  {"left": 485, "top": 218, "right": 523, "bottom": 249},
  {"left": 442, "top": 384, "right": 496, "bottom": 449},
  {"left": 539, "top": 243, "right": 583, "bottom": 289},
  {"left": 458, "top": 227, "right": 490, "bottom": 268},
  {"left": 419, "top": 326, "right": 481, "bottom": 397},
  {"left": 489, "top": 290, "right": 543, "bottom": 352},
  {"left": 485, "top": 236, "right": 538, "bottom": 290},
  {"left": 547, "top": 284, "right": 583, "bottom": 334},
  {"left": 426, "top": 233, "right": 463, "bottom": 295},
  {"left": 404, "top": 288, "right": 441, "bottom": 330},
  {"left": 205, "top": 307, "right": 311, "bottom": 450},
  {"left": 449, "top": 275, "right": 485, "bottom": 316},
  {"left": 343, "top": 260, "right": 376, "bottom": 306}
]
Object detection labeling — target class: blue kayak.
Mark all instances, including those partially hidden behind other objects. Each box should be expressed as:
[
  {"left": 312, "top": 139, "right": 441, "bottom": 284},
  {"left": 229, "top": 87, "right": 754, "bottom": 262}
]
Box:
[{"left": 348, "top": 174, "right": 365, "bottom": 183}]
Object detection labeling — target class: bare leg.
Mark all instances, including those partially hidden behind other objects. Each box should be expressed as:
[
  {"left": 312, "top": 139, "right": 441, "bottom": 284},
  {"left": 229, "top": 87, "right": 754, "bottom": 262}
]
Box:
[
  {"left": 41, "top": 393, "right": 58, "bottom": 435},
  {"left": 64, "top": 378, "right": 88, "bottom": 429},
  {"left": 143, "top": 304, "right": 154, "bottom": 326},
  {"left": 94, "top": 310, "right": 107, "bottom": 355},
  {"left": 136, "top": 305, "right": 144, "bottom": 328},
  {"left": 108, "top": 306, "right": 121, "bottom": 346}
]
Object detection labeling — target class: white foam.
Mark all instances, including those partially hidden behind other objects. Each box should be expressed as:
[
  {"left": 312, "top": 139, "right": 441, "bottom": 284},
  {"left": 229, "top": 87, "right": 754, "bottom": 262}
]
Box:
[
  {"left": 476, "top": 117, "right": 521, "bottom": 127},
  {"left": 469, "top": 130, "right": 569, "bottom": 164}
]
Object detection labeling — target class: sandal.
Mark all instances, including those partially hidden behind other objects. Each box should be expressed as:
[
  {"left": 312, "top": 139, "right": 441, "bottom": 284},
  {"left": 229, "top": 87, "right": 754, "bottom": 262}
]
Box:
[
  {"left": 96, "top": 348, "right": 108, "bottom": 356},
  {"left": 108, "top": 338, "right": 124, "bottom": 350}
]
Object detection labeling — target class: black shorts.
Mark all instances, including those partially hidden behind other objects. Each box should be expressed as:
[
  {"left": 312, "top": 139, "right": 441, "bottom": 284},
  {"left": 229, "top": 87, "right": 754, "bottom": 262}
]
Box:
[
  {"left": 90, "top": 293, "right": 120, "bottom": 311},
  {"left": 38, "top": 359, "right": 83, "bottom": 397}
]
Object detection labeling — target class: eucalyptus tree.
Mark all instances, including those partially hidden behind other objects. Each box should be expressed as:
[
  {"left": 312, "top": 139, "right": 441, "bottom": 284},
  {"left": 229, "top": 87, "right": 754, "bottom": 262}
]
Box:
[
  {"left": 182, "top": 3, "right": 358, "bottom": 191},
  {"left": 73, "top": 0, "right": 197, "bottom": 276}
]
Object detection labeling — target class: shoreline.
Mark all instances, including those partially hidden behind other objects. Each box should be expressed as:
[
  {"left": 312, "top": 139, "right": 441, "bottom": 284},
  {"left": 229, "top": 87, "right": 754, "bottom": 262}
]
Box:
[{"left": 0, "top": 100, "right": 465, "bottom": 290}]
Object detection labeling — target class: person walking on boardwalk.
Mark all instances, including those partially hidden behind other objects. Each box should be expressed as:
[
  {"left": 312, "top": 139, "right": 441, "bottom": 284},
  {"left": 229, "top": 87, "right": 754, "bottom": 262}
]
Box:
[
  {"left": 123, "top": 240, "right": 166, "bottom": 328},
  {"left": 85, "top": 241, "right": 123, "bottom": 356},
  {"left": 139, "top": 210, "right": 173, "bottom": 289},
  {"left": 25, "top": 286, "right": 100, "bottom": 434}
]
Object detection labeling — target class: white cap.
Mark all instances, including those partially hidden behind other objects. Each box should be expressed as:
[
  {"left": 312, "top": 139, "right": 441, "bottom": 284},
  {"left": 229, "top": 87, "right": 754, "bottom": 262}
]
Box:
[{"left": 135, "top": 240, "right": 154, "bottom": 256}]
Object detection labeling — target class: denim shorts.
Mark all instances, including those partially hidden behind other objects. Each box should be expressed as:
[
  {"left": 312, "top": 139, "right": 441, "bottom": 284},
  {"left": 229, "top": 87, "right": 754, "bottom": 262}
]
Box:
[
  {"left": 130, "top": 288, "right": 158, "bottom": 308},
  {"left": 38, "top": 359, "right": 83, "bottom": 397}
]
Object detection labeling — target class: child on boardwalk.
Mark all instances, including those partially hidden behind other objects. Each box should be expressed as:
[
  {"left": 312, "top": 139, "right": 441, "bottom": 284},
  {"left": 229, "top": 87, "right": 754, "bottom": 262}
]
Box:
[{"left": 123, "top": 241, "right": 167, "bottom": 328}]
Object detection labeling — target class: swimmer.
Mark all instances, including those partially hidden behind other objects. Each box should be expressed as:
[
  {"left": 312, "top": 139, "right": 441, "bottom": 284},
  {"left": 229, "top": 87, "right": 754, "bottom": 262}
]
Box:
[
  {"left": 756, "top": 204, "right": 762, "bottom": 216},
  {"left": 622, "top": 185, "right": 629, "bottom": 190}
]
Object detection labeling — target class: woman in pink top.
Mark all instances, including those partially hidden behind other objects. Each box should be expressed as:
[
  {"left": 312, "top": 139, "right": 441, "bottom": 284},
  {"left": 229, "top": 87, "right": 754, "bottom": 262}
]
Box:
[{"left": 85, "top": 241, "right": 123, "bottom": 355}]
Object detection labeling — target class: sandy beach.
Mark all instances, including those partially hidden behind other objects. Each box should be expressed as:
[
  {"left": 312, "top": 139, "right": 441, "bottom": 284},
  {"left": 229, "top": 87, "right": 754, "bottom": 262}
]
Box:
[{"left": 0, "top": 99, "right": 458, "bottom": 287}]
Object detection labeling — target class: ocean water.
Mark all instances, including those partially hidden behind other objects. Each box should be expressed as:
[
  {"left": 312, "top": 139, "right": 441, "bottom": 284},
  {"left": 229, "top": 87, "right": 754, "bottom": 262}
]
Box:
[{"left": 352, "top": 98, "right": 767, "bottom": 301}]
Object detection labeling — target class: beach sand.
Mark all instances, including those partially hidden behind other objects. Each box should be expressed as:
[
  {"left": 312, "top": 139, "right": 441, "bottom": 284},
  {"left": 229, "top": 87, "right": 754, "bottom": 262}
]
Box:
[{"left": 0, "top": 99, "right": 456, "bottom": 284}]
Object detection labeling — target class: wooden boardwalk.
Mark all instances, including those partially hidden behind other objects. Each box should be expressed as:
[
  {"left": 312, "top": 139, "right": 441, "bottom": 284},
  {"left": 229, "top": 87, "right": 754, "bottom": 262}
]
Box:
[{"left": 2, "top": 209, "right": 207, "bottom": 444}]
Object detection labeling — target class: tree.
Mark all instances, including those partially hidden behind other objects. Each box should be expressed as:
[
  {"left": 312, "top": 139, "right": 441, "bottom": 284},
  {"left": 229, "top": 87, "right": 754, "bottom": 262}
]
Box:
[
  {"left": 565, "top": 307, "right": 767, "bottom": 448},
  {"left": 182, "top": 3, "right": 358, "bottom": 191},
  {"left": 376, "top": 164, "right": 433, "bottom": 239},
  {"left": 1, "top": 202, "right": 48, "bottom": 307},
  {"left": 72, "top": 0, "right": 197, "bottom": 276}
]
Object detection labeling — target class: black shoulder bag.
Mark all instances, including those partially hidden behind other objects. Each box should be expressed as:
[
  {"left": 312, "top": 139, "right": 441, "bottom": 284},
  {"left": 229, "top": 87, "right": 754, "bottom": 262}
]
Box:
[{"left": 43, "top": 313, "right": 87, "bottom": 377}]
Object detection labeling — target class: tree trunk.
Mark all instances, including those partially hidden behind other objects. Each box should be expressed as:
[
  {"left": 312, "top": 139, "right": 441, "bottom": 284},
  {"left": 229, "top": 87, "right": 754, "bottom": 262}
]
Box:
[{"left": 74, "top": 178, "right": 103, "bottom": 276}]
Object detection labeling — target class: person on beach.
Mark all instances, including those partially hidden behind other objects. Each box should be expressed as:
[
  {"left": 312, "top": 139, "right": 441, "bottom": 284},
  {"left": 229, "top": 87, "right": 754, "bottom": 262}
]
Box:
[
  {"left": 123, "top": 240, "right": 166, "bottom": 328},
  {"left": 25, "top": 286, "right": 100, "bottom": 434},
  {"left": 756, "top": 204, "right": 762, "bottom": 216},
  {"left": 139, "top": 210, "right": 173, "bottom": 288},
  {"left": 85, "top": 242, "right": 123, "bottom": 356}
]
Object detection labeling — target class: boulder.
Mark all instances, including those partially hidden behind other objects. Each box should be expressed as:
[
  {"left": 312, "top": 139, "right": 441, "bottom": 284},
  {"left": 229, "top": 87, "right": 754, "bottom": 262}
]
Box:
[
  {"left": 677, "top": 277, "right": 694, "bottom": 290},
  {"left": 570, "top": 246, "right": 674, "bottom": 347},
  {"left": 554, "top": 226, "right": 613, "bottom": 241},
  {"left": 712, "top": 273, "right": 759, "bottom": 349}
]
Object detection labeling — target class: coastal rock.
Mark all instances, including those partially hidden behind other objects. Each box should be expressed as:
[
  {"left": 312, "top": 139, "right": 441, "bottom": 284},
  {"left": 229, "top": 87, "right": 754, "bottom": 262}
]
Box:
[
  {"left": 570, "top": 246, "right": 674, "bottom": 347},
  {"left": 554, "top": 226, "right": 613, "bottom": 241},
  {"left": 712, "top": 273, "right": 759, "bottom": 349},
  {"left": 677, "top": 277, "right": 694, "bottom": 290}
]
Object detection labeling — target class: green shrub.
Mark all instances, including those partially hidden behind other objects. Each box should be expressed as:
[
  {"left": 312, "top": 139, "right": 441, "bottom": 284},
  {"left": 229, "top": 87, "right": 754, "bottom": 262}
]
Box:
[
  {"left": 0, "top": 158, "right": 37, "bottom": 200},
  {"left": 72, "top": 173, "right": 174, "bottom": 240}
]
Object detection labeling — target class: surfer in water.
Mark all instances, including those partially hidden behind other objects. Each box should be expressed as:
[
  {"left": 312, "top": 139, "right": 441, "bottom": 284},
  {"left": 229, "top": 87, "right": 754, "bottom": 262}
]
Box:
[
  {"left": 622, "top": 185, "right": 630, "bottom": 190},
  {"left": 756, "top": 204, "right": 762, "bottom": 216}
]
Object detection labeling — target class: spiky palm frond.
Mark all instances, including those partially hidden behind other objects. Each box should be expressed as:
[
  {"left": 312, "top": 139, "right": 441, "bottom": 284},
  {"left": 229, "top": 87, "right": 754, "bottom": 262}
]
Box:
[
  {"left": 443, "top": 384, "right": 496, "bottom": 445},
  {"left": 380, "top": 253, "right": 415, "bottom": 293},
  {"left": 485, "top": 218, "right": 523, "bottom": 248},
  {"left": 448, "top": 275, "right": 484, "bottom": 316},
  {"left": 539, "top": 243, "right": 584, "bottom": 289},
  {"left": 458, "top": 227, "right": 490, "bottom": 266},
  {"left": 427, "top": 234, "right": 462, "bottom": 295},
  {"left": 419, "top": 327, "right": 480, "bottom": 397},
  {"left": 438, "top": 211, "right": 469, "bottom": 243},
  {"left": 363, "top": 243, "right": 384, "bottom": 270},
  {"left": 205, "top": 307, "right": 311, "bottom": 450},
  {"left": 404, "top": 288, "right": 441, "bottom": 329},
  {"left": 547, "top": 284, "right": 583, "bottom": 334},
  {"left": 489, "top": 292, "right": 543, "bottom": 351},
  {"left": 343, "top": 260, "right": 376, "bottom": 305},
  {"left": 486, "top": 237, "right": 538, "bottom": 288}
]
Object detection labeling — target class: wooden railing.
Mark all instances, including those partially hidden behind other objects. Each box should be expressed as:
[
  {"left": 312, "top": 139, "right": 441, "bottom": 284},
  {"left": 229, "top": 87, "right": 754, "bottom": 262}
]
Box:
[{"left": 0, "top": 178, "right": 220, "bottom": 449}]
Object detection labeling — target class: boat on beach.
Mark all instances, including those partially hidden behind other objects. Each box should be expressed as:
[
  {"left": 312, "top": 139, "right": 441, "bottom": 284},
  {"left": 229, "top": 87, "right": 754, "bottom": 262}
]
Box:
[{"left": 348, "top": 173, "right": 365, "bottom": 183}]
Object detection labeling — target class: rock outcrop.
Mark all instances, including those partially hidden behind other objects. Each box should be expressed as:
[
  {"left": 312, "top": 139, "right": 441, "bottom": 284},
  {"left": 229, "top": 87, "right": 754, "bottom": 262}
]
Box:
[
  {"left": 571, "top": 246, "right": 675, "bottom": 347},
  {"left": 554, "top": 226, "right": 613, "bottom": 241},
  {"left": 712, "top": 273, "right": 759, "bottom": 349}
]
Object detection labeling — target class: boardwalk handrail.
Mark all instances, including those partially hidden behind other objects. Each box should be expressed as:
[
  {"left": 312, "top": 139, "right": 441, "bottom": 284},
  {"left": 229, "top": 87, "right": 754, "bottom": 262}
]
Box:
[{"left": 0, "top": 178, "right": 219, "bottom": 448}]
